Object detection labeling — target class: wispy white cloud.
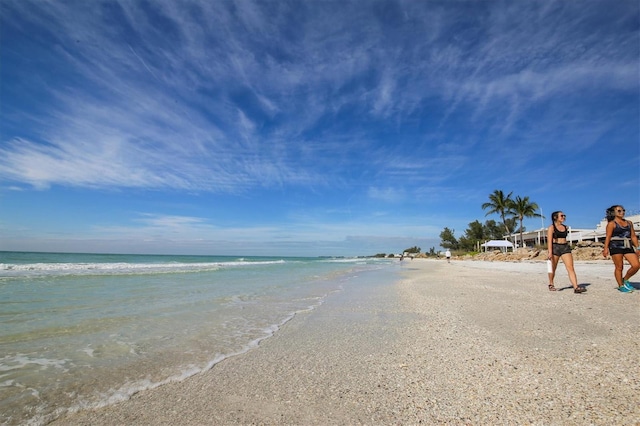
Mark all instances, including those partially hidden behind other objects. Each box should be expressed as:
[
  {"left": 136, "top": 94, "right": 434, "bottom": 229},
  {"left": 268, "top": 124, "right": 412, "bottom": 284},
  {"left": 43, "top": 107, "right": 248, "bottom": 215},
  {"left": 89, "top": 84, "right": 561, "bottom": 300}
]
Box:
[
  {"left": 0, "top": 0, "right": 637, "bottom": 256},
  {"left": 3, "top": 0, "right": 635, "bottom": 194},
  {"left": 367, "top": 186, "right": 406, "bottom": 203}
]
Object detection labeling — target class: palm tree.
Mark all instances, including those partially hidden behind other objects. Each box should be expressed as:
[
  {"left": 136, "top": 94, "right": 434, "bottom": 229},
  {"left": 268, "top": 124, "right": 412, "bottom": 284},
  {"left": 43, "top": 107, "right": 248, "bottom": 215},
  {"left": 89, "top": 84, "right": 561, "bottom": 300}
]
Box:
[
  {"left": 481, "top": 190, "right": 515, "bottom": 239},
  {"left": 511, "top": 195, "right": 542, "bottom": 248}
]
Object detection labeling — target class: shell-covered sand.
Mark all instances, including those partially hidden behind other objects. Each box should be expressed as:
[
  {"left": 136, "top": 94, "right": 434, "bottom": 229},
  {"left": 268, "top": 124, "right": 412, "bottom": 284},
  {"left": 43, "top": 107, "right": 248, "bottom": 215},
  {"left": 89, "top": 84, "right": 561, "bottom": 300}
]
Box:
[{"left": 53, "top": 259, "right": 639, "bottom": 425}]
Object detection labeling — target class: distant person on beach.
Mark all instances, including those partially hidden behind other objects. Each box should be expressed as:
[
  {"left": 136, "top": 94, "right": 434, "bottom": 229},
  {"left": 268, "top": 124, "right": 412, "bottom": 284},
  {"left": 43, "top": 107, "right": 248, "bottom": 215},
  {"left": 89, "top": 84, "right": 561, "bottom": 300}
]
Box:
[
  {"left": 602, "top": 205, "right": 640, "bottom": 293},
  {"left": 547, "top": 211, "right": 586, "bottom": 293},
  {"left": 445, "top": 249, "right": 451, "bottom": 263}
]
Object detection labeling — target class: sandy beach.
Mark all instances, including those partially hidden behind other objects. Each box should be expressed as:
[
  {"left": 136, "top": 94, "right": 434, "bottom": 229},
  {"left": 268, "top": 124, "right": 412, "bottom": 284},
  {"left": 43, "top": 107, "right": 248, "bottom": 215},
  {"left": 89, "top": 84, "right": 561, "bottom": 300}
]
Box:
[{"left": 53, "top": 259, "right": 639, "bottom": 425}]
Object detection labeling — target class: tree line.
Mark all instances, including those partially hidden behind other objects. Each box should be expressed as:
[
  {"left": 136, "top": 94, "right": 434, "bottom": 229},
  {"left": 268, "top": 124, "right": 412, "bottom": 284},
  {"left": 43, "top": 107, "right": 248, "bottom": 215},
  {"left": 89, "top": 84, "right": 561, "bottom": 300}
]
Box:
[{"left": 440, "top": 190, "right": 541, "bottom": 252}]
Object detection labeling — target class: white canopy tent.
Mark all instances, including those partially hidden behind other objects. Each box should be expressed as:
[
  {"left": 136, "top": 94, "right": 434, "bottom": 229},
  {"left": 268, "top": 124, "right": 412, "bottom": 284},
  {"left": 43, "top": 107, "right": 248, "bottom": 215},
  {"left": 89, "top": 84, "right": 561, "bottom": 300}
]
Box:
[{"left": 481, "top": 240, "right": 514, "bottom": 252}]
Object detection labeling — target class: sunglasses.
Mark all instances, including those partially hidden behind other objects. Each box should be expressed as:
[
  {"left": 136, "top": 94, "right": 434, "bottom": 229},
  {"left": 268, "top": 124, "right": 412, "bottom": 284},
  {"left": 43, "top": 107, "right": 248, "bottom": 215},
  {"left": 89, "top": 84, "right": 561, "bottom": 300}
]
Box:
[
  {"left": 559, "top": 214, "right": 566, "bottom": 218},
  {"left": 616, "top": 209, "right": 625, "bottom": 213}
]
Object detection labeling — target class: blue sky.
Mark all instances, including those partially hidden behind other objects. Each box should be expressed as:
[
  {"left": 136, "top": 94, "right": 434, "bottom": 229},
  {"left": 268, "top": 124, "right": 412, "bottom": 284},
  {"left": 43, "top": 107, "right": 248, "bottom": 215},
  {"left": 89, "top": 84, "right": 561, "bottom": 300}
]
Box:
[{"left": 0, "top": 0, "right": 638, "bottom": 257}]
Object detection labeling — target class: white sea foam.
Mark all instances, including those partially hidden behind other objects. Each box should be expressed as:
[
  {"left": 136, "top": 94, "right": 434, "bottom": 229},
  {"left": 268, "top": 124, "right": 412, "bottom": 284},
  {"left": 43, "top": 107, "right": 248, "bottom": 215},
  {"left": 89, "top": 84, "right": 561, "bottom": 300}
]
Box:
[
  {"left": 80, "top": 347, "right": 95, "bottom": 357},
  {"left": 0, "top": 354, "right": 69, "bottom": 372},
  {"left": 0, "top": 259, "right": 287, "bottom": 277},
  {"left": 1, "top": 252, "right": 394, "bottom": 426}
]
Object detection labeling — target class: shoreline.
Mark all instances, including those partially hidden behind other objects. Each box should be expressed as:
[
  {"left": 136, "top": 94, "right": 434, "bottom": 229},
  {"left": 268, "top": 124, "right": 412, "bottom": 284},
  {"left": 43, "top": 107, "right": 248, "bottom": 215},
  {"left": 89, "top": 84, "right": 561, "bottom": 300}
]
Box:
[{"left": 53, "top": 259, "right": 639, "bottom": 425}]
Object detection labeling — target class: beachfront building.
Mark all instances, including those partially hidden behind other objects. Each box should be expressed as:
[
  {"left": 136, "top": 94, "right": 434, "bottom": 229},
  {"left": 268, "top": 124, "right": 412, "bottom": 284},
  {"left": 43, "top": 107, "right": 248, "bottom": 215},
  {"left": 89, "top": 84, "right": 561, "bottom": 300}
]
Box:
[{"left": 508, "top": 214, "right": 640, "bottom": 248}]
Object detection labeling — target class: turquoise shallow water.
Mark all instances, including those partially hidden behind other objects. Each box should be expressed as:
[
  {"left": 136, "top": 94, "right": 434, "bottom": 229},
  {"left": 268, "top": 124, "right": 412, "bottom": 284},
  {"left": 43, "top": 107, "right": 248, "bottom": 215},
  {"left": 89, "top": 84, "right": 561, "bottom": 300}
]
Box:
[{"left": 0, "top": 251, "right": 397, "bottom": 425}]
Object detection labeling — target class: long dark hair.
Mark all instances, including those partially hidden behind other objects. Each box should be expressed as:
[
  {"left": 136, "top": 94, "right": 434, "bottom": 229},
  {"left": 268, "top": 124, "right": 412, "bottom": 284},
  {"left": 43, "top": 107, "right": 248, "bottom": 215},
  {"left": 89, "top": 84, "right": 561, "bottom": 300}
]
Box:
[
  {"left": 606, "top": 205, "right": 622, "bottom": 222},
  {"left": 551, "top": 211, "right": 562, "bottom": 223}
]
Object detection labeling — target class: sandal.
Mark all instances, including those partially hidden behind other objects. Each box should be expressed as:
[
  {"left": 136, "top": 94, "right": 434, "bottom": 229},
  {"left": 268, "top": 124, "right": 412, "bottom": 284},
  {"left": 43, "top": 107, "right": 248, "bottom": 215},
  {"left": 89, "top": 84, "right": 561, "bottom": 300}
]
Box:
[
  {"left": 548, "top": 284, "right": 557, "bottom": 291},
  {"left": 574, "top": 287, "right": 586, "bottom": 294}
]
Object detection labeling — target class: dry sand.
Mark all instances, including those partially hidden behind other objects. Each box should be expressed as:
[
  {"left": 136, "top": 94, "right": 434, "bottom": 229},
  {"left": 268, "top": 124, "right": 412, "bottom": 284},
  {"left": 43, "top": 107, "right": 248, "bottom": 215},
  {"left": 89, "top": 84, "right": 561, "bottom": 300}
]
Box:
[{"left": 53, "top": 259, "right": 639, "bottom": 425}]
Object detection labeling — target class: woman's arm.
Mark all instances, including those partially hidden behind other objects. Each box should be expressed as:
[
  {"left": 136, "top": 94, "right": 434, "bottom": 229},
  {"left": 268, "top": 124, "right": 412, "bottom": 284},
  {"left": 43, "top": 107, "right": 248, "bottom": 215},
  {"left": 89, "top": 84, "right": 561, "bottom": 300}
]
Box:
[
  {"left": 547, "top": 225, "right": 554, "bottom": 258},
  {"left": 628, "top": 221, "right": 639, "bottom": 250},
  {"left": 603, "top": 221, "right": 614, "bottom": 257}
]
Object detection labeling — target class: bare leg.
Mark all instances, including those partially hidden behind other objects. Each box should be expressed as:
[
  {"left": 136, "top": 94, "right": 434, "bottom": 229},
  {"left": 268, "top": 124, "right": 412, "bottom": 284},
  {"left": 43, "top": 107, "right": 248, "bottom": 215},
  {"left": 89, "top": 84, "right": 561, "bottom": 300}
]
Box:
[
  {"left": 561, "top": 253, "right": 579, "bottom": 289},
  {"left": 611, "top": 254, "right": 625, "bottom": 287},
  {"left": 622, "top": 253, "right": 640, "bottom": 281},
  {"left": 548, "top": 256, "right": 559, "bottom": 289}
]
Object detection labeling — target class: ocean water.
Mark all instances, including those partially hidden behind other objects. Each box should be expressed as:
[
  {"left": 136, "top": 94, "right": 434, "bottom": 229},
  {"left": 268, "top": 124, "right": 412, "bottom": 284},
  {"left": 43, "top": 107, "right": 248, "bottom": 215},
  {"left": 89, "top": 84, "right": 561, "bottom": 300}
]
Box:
[{"left": 0, "top": 251, "right": 397, "bottom": 425}]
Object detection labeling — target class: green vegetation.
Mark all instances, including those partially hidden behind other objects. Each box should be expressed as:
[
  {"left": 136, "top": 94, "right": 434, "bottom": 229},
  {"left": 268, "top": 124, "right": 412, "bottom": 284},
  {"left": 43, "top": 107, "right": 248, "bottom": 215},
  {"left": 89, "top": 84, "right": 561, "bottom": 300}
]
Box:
[
  {"left": 511, "top": 195, "right": 542, "bottom": 246},
  {"left": 481, "top": 190, "right": 515, "bottom": 238},
  {"left": 403, "top": 246, "right": 421, "bottom": 254},
  {"left": 439, "top": 227, "right": 458, "bottom": 250},
  {"left": 373, "top": 189, "right": 542, "bottom": 258},
  {"left": 456, "top": 219, "right": 505, "bottom": 251},
  {"left": 440, "top": 190, "right": 542, "bottom": 253}
]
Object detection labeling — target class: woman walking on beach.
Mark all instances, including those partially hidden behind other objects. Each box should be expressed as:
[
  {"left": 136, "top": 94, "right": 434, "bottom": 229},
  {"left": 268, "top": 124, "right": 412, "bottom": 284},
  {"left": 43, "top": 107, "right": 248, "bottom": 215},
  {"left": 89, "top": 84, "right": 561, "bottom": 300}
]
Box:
[
  {"left": 603, "top": 205, "right": 640, "bottom": 293},
  {"left": 547, "top": 211, "right": 586, "bottom": 293}
]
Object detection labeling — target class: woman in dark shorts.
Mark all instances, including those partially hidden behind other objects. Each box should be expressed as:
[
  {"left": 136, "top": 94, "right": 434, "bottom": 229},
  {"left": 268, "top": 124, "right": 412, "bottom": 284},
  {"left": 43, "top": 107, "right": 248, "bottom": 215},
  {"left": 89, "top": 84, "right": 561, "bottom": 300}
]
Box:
[
  {"left": 546, "top": 211, "right": 586, "bottom": 293},
  {"left": 603, "top": 205, "right": 640, "bottom": 293}
]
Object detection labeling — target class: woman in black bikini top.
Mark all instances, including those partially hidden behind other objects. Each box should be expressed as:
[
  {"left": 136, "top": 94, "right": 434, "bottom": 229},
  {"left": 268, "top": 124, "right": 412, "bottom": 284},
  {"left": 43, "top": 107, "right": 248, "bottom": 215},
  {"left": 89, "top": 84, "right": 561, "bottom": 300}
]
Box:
[
  {"left": 546, "top": 211, "right": 585, "bottom": 293},
  {"left": 552, "top": 224, "right": 568, "bottom": 239},
  {"left": 602, "top": 205, "right": 640, "bottom": 293}
]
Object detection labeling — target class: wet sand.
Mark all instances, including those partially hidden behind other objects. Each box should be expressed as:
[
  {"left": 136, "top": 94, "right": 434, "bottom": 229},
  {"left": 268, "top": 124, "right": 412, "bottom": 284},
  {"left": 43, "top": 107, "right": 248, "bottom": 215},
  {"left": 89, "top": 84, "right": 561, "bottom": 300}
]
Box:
[{"left": 53, "top": 259, "right": 640, "bottom": 425}]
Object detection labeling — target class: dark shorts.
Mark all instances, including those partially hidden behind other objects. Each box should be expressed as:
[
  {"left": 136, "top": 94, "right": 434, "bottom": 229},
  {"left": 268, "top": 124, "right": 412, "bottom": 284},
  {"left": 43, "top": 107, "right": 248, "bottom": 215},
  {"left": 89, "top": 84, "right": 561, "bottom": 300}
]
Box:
[
  {"left": 552, "top": 243, "right": 572, "bottom": 256},
  {"left": 609, "top": 247, "right": 635, "bottom": 255}
]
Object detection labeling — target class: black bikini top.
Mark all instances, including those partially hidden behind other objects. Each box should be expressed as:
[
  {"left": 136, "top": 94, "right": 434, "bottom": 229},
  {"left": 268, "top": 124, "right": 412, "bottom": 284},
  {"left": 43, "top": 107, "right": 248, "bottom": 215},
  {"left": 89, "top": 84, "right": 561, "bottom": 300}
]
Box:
[{"left": 552, "top": 224, "right": 568, "bottom": 239}]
